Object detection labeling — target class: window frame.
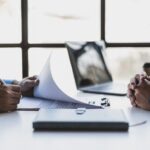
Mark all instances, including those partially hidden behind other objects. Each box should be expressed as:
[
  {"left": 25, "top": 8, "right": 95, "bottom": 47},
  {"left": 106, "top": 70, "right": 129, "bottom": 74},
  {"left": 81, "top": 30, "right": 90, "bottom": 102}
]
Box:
[{"left": 0, "top": 0, "right": 149, "bottom": 78}]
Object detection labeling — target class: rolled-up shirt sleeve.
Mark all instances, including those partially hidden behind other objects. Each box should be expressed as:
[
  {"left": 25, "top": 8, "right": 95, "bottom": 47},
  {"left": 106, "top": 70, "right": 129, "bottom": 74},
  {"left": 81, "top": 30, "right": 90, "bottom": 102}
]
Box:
[{"left": 3, "top": 79, "right": 14, "bottom": 84}]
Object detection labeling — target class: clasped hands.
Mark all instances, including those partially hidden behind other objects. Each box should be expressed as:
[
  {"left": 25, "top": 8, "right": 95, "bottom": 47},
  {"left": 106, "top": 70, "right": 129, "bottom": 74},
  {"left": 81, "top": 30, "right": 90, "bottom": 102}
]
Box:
[
  {"left": 127, "top": 74, "right": 150, "bottom": 110},
  {"left": 0, "top": 76, "right": 39, "bottom": 112}
]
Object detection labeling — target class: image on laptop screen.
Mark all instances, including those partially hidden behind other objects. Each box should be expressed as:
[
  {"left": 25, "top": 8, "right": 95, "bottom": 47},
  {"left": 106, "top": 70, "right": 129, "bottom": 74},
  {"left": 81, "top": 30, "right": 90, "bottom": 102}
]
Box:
[{"left": 66, "top": 41, "right": 112, "bottom": 88}]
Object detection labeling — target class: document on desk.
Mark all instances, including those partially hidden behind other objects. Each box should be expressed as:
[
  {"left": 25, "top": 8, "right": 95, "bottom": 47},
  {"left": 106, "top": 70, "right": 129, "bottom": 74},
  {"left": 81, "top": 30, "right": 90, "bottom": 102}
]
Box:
[
  {"left": 18, "top": 97, "right": 100, "bottom": 110},
  {"left": 18, "top": 97, "right": 42, "bottom": 109},
  {"left": 39, "top": 99, "right": 100, "bottom": 109},
  {"left": 33, "top": 50, "right": 103, "bottom": 108}
]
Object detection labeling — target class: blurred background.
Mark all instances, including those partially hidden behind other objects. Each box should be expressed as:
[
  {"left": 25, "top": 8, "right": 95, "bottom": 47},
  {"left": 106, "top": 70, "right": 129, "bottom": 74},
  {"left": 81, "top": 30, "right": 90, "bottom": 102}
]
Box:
[{"left": 0, "top": 0, "right": 150, "bottom": 83}]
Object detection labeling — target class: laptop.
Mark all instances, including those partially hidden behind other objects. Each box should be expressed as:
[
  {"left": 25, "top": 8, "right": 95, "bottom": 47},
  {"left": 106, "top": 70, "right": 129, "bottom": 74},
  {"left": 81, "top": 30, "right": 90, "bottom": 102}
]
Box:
[
  {"left": 33, "top": 108, "right": 129, "bottom": 131},
  {"left": 65, "top": 41, "right": 127, "bottom": 96}
]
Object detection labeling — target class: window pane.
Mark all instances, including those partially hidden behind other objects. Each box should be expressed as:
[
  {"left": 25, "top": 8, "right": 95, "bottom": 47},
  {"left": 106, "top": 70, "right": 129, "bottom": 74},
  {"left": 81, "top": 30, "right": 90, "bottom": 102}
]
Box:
[
  {"left": 106, "top": 0, "right": 150, "bottom": 43},
  {"left": 29, "top": 48, "right": 58, "bottom": 75},
  {"left": 0, "top": 48, "right": 22, "bottom": 80},
  {"left": 105, "top": 48, "right": 150, "bottom": 82},
  {"left": 29, "top": 0, "right": 100, "bottom": 43},
  {"left": 0, "top": 0, "right": 21, "bottom": 43}
]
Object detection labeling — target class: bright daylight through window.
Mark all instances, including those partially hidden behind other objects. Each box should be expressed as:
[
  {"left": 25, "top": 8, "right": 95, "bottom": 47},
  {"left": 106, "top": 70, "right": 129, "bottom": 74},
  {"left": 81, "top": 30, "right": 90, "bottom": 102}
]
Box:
[
  {"left": 105, "top": 0, "right": 150, "bottom": 82},
  {"left": 0, "top": 0, "right": 150, "bottom": 83},
  {"left": 28, "top": 0, "right": 100, "bottom": 43}
]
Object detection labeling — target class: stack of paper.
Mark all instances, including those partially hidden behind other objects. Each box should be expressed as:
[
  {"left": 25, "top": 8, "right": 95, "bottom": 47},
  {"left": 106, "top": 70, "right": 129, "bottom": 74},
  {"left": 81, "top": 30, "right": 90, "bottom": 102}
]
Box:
[{"left": 33, "top": 50, "right": 104, "bottom": 108}]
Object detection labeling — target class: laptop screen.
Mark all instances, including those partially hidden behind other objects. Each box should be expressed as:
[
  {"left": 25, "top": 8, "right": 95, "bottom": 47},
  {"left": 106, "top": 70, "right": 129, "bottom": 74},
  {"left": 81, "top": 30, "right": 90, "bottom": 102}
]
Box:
[{"left": 66, "top": 41, "right": 112, "bottom": 88}]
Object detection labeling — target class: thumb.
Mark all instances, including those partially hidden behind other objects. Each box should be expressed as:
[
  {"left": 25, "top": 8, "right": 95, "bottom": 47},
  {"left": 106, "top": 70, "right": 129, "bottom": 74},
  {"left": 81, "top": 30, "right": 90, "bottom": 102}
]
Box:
[{"left": 25, "top": 80, "right": 38, "bottom": 88}]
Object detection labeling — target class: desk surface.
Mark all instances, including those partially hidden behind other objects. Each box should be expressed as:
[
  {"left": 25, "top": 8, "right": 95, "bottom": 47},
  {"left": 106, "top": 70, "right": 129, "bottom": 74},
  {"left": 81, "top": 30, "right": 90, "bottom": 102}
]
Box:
[{"left": 0, "top": 95, "right": 150, "bottom": 150}]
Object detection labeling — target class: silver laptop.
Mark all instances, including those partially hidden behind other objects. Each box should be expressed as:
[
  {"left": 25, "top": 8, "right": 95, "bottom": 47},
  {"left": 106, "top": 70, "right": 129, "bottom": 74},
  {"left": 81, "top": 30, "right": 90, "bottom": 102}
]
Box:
[
  {"left": 66, "top": 41, "right": 127, "bottom": 96},
  {"left": 33, "top": 109, "right": 129, "bottom": 131}
]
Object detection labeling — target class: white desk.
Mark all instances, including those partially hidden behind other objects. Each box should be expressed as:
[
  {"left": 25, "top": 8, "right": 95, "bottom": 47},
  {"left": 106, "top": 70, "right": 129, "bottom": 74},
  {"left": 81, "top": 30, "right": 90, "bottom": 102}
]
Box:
[{"left": 0, "top": 95, "right": 150, "bottom": 150}]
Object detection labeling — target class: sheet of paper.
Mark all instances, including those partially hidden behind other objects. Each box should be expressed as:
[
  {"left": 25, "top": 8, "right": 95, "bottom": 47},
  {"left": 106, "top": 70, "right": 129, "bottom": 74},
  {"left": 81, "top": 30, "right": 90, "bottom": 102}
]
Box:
[
  {"left": 33, "top": 50, "right": 104, "bottom": 108},
  {"left": 39, "top": 99, "right": 100, "bottom": 109},
  {"left": 33, "top": 50, "right": 83, "bottom": 103},
  {"left": 18, "top": 97, "right": 101, "bottom": 109},
  {"left": 18, "top": 97, "right": 42, "bottom": 109}
]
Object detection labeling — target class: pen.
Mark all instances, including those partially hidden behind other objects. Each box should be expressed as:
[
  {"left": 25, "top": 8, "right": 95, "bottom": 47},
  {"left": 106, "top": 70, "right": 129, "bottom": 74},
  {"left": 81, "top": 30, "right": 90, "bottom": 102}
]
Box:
[{"left": 16, "top": 108, "right": 40, "bottom": 111}]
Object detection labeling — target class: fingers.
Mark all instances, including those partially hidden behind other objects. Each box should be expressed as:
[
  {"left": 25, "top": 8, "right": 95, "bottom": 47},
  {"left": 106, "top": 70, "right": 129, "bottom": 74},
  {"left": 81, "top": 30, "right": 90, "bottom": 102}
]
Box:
[
  {"left": 4, "top": 91, "right": 20, "bottom": 107},
  {"left": 31, "top": 75, "right": 39, "bottom": 86},
  {"left": 25, "top": 79, "right": 39, "bottom": 88},
  {"left": 127, "top": 83, "right": 137, "bottom": 107},
  {"left": 8, "top": 98, "right": 20, "bottom": 105},
  {"left": 19, "top": 75, "right": 39, "bottom": 97},
  {"left": 128, "top": 74, "right": 141, "bottom": 107},
  {"left": 0, "top": 84, "right": 21, "bottom": 112},
  {"left": 34, "top": 79, "right": 39, "bottom": 86},
  {"left": 133, "top": 74, "right": 140, "bottom": 82},
  {"left": 127, "top": 88, "right": 136, "bottom": 106},
  {"left": 127, "top": 73, "right": 150, "bottom": 110},
  {"left": 128, "top": 81, "right": 137, "bottom": 93},
  {"left": 8, "top": 92, "right": 21, "bottom": 104},
  {"left": 0, "top": 104, "right": 17, "bottom": 113},
  {"left": 27, "top": 75, "right": 38, "bottom": 80},
  {"left": 129, "top": 95, "right": 136, "bottom": 106},
  {"left": 130, "top": 76, "right": 137, "bottom": 85},
  {"left": 8, "top": 85, "right": 21, "bottom": 93},
  {"left": 129, "top": 74, "right": 147, "bottom": 88},
  {"left": 24, "top": 76, "right": 39, "bottom": 88},
  {"left": 127, "top": 88, "right": 135, "bottom": 99}
]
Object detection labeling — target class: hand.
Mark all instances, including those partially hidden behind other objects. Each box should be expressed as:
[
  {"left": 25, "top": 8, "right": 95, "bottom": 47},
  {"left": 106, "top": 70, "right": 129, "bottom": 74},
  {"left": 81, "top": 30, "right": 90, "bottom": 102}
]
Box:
[
  {"left": 134, "top": 78, "right": 150, "bottom": 110},
  {"left": 127, "top": 74, "right": 141, "bottom": 107},
  {"left": 127, "top": 74, "right": 150, "bottom": 110},
  {"left": 0, "top": 84, "right": 21, "bottom": 113},
  {"left": 14, "top": 75, "right": 39, "bottom": 97}
]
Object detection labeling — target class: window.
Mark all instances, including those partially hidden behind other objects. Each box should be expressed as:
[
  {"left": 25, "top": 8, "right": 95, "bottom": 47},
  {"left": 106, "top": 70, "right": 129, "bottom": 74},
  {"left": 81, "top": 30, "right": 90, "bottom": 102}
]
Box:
[
  {"left": 106, "top": 0, "right": 150, "bottom": 43},
  {"left": 106, "top": 48, "right": 150, "bottom": 82},
  {"left": 104, "top": 0, "right": 150, "bottom": 82},
  {"left": 0, "top": 0, "right": 100, "bottom": 79},
  {"left": 0, "top": 48, "right": 22, "bottom": 80},
  {"left": 0, "top": 0, "right": 21, "bottom": 43},
  {"left": 0, "top": 0, "right": 150, "bottom": 82},
  {"left": 28, "top": 0, "right": 100, "bottom": 43},
  {"left": 29, "top": 48, "right": 52, "bottom": 75},
  {"left": 0, "top": 0, "right": 21, "bottom": 79}
]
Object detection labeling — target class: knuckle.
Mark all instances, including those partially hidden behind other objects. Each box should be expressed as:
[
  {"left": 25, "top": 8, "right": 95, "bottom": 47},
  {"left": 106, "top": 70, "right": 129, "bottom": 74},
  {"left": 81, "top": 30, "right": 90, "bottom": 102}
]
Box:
[{"left": 135, "top": 92, "right": 140, "bottom": 98}]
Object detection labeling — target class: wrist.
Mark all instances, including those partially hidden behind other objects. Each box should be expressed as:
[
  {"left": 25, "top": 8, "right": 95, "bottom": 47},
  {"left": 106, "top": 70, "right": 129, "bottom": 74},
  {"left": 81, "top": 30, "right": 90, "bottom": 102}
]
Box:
[{"left": 12, "top": 80, "right": 20, "bottom": 85}]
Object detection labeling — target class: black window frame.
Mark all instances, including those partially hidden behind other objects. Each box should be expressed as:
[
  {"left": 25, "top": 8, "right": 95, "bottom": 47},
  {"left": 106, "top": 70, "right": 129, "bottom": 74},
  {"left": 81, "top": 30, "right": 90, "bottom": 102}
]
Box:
[{"left": 0, "top": 0, "right": 149, "bottom": 78}]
